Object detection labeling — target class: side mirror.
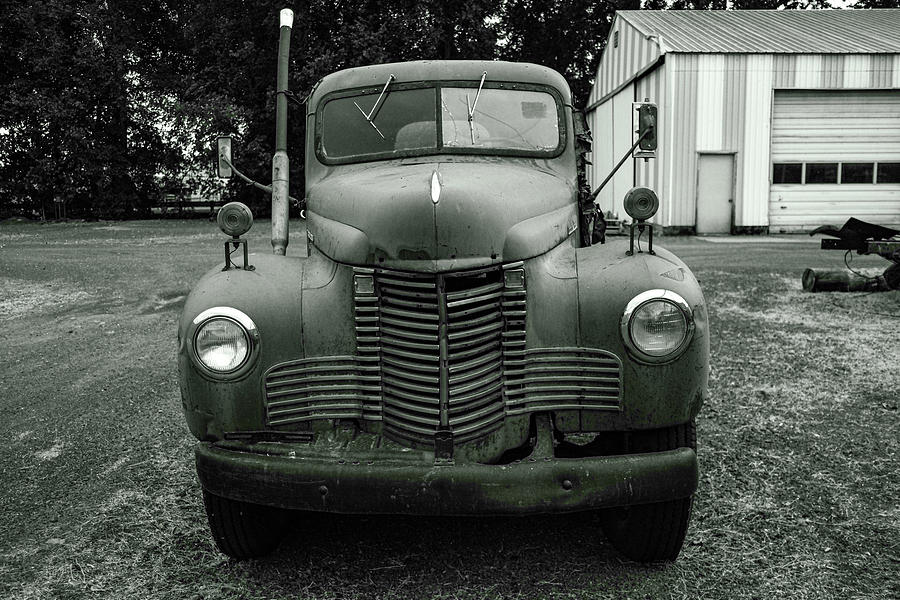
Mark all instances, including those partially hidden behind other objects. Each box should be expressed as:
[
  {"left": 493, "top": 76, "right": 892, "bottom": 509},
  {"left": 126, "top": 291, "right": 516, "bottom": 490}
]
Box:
[
  {"left": 634, "top": 102, "right": 657, "bottom": 158},
  {"left": 216, "top": 136, "right": 233, "bottom": 179}
]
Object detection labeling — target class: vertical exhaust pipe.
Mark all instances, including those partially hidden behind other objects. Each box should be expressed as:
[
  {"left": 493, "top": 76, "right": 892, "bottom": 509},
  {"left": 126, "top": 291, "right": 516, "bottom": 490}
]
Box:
[{"left": 271, "top": 8, "right": 293, "bottom": 255}]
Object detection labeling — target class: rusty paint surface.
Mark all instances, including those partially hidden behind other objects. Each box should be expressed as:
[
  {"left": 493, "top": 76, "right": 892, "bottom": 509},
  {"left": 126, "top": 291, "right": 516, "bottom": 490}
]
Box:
[{"left": 196, "top": 442, "right": 697, "bottom": 515}]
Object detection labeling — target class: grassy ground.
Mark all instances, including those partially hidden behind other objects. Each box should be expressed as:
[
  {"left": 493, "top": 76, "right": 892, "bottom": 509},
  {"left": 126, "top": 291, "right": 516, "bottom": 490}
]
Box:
[{"left": 0, "top": 220, "right": 897, "bottom": 599}]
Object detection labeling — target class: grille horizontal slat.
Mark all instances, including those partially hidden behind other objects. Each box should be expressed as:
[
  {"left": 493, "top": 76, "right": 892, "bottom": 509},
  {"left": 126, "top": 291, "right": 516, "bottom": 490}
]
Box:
[
  {"left": 447, "top": 339, "right": 501, "bottom": 362},
  {"left": 448, "top": 369, "right": 502, "bottom": 396},
  {"left": 450, "top": 389, "right": 503, "bottom": 414},
  {"left": 448, "top": 349, "right": 503, "bottom": 375},
  {"left": 263, "top": 356, "right": 380, "bottom": 426},
  {"left": 269, "top": 401, "right": 361, "bottom": 417},
  {"left": 382, "top": 353, "right": 439, "bottom": 373},
  {"left": 382, "top": 344, "right": 440, "bottom": 363},
  {"left": 378, "top": 276, "right": 434, "bottom": 289},
  {"left": 446, "top": 290, "right": 503, "bottom": 308},
  {"left": 446, "top": 281, "right": 504, "bottom": 301},
  {"left": 382, "top": 364, "right": 440, "bottom": 384},
  {"left": 452, "top": 411, "right": 505, "bottom": 440},
  {"left": 383, "top": 382, "right": 438, "bottom": 404},
  {"left": 448, "top": 358, "right": 503, "bottom": 386},
  {"left": 266, "top": 374, "right": 380, "bottom": 389},
  {"left": 447, "top": 320, "right": 503, "bottom": 342},
  {"left": 380, "top": 325, "right": 439, "bottom": 345},
  {"left": 268, "top": 385, "right": 381, "bottom": 402},
  {"left": 448, "top": 328, "right": 500, "bottom": 351},
  {"left": 383, "top": 400, "right": 440, "bottom": 420},
  {"left": 382, "top": 297, "right": 439, "bottom": 311},
  {"left": 446, "top": 301, "right": 501, "bottom": 321},
  {"left": 381, "top": 315, "right": 440, "bottom": 331},
  {"left": 450, "top": 400, "right": 504, "bottom": 427},
  {"left": 379, "top": 286, "right": 437, "bottom": 300},
  {"left": 502, "top": 348, "right": 622, "bottom": 414},
  {"left": 381, "top": 305, "right": 439, "bottom": 321},
  {"left": 382, "top": 374, "right": 440, "bottom": 395},
  {"left": 268, "top": 394, "right": 368, "bottom": 409},
  {"left": 448, "top": 379, "right": 503, "bottom": 404}
]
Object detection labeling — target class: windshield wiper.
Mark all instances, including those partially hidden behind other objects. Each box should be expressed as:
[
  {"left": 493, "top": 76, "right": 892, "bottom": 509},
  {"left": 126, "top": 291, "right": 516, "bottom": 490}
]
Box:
[
  {"left": 466, "top": 71, "right": 487, "bottom": 144},
  {"left": 354, "top": 73, "right": 394, "bottom": 140}
]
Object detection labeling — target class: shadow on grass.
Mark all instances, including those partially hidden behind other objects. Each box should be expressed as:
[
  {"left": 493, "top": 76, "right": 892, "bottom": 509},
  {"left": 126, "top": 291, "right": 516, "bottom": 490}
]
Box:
[{"left": 226, "top": 511, "right": 665, "bottom": 599}]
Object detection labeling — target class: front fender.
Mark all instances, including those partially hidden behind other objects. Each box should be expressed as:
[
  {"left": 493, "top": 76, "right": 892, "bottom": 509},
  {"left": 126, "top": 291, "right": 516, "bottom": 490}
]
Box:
[
  {"left": 574, "top": 239, "right": 709, "bottom": 430},
  {"left": 177, "top": 247, "right": 356, "bottom": 441}
]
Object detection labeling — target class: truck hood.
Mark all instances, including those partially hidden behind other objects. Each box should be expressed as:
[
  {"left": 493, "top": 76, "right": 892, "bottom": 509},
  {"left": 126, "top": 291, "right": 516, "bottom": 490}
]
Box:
[{"left": 306, "top": 161, "right": 578, "bottom": 271}]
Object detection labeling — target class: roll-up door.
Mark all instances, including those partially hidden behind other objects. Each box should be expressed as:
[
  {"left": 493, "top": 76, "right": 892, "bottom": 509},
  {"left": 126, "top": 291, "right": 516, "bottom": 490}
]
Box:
[{"left": 769, "top": 90, "right": 900, "bottom": 232}]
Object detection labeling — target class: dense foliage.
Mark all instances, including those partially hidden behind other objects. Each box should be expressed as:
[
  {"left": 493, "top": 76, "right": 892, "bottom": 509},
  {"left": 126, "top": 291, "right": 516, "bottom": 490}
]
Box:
[{"left": 0, "top": 0, "right": 891, "bottom": 218}]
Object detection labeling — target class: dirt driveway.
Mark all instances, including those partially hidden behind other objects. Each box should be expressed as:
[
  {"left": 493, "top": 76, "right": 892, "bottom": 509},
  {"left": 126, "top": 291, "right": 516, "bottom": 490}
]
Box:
[{"left": 1, "top": 220, "right": 897, "bottom": 599}]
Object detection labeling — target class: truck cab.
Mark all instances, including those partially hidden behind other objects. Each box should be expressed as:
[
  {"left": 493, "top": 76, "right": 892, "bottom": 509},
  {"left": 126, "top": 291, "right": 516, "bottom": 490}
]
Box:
[{"left": 178, "top": 59, "right": 708, "bottom": 563}]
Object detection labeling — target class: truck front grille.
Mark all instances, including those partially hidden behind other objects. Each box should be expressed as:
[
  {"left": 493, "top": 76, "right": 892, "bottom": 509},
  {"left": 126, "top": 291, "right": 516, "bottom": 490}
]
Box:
[
  {"left": 374, "top": 266, "right": 511, "bottom": 445},
  {"left": 263, "top": 263, "right": 623, "bottom": 446}
]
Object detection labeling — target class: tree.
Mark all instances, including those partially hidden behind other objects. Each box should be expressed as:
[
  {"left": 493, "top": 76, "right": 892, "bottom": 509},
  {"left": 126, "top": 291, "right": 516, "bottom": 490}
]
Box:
[
  {"left": 498, "top": 0, "right": 640, "bottom": 108},
  {"left": 851, "top": 0, "right": 900, "bottom": 7},
  {"left": 176, "top": 0, "right": 499, "bottom": 214},
  {"left": 0, "top": 0, "right": 189, "bottom": 218}
]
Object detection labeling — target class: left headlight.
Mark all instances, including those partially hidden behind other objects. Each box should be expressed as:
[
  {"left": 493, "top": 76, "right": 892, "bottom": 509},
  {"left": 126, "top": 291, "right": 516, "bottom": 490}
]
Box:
[
  {"left": 189, "top": 307, "right": 259, "bottom": 378},
  {"left": 620, "top": 289, "right": 694, "bottom": 363}
]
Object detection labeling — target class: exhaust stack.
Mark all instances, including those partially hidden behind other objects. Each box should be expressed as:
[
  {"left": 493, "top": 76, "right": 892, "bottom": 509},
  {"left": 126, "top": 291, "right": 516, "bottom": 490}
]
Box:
[{"left": 271, "top": 8, "right": 293, "bottom": 255}]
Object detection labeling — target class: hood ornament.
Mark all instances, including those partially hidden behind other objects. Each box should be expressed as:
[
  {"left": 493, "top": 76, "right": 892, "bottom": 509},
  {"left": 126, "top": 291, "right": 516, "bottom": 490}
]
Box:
[{"left": 431, "top": 170, "right": 441, "bottom": 205}]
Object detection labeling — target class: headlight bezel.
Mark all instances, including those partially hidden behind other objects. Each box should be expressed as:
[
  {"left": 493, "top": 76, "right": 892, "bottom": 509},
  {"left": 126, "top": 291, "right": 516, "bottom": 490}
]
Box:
[
  {"left": 620, "top": 289, "right": 694, "bottom": 364},
  {"left": 187, "top": 306, "right": 260, "bottom": 380}
]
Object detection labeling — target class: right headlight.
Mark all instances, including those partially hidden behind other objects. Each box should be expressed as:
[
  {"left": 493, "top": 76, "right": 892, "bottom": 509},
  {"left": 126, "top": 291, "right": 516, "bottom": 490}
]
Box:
[
  {"left": 620, "top": 289, "right": 694, "bottom": 363},
  {"left": 188, "top": 307, "right": 260, "bottom": 379}
]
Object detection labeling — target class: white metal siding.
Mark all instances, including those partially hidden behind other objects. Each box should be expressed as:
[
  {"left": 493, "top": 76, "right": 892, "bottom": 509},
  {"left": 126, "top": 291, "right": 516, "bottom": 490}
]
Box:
[
  {"left": 696, "top": 55, "right": 726, "bottom": 152},
  {"left": 587, "top": 100, "right": 613, "bottom": 209},
  {"left": 740, "top": 55, "right": 774, "bottom": 228},
  {"left": 665, "top": 55, "right": 700, "bottom": 227},
  {"left": 588, "top": 17, "right": 661, "bottom": 107},
  {"left": 769, "top": 90, "right": 900, "bottom": 231},
  {"left": 586, "top": 83, "right": 637, "bottom": 221},
  {"left": 586, "top": 13, "right": 900, "bottom": 233}
]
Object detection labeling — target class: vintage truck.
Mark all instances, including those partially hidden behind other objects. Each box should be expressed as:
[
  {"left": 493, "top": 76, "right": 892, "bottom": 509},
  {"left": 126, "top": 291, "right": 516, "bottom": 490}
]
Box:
[{"left": 178, "top": 10, "right": 708, "bottom": 563}]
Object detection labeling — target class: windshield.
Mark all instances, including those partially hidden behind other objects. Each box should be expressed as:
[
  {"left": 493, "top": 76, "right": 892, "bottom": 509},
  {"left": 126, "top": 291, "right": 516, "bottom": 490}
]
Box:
[{"left": 318, "top": 84, "right": 563, "bottom": 163}]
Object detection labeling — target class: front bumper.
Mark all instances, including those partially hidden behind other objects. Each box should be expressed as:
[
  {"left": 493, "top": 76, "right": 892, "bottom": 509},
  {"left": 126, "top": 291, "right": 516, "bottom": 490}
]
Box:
[{"left": 196, "top": 442, "right": 698, "bottom": 515}]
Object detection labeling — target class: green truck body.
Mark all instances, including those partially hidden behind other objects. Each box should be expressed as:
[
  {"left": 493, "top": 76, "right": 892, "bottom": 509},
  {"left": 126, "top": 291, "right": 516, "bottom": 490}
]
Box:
[{"left": 178, "top": 59, "right": 709, "bottom": 562}]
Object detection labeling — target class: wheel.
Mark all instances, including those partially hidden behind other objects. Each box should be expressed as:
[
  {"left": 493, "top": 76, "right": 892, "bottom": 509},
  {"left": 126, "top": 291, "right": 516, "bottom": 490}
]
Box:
[
  {"left": 599, "top": 420, "right": 696, "bottom": 562},
  {"left": 202, "top": 489, "right": 286, "bottom": 559}
]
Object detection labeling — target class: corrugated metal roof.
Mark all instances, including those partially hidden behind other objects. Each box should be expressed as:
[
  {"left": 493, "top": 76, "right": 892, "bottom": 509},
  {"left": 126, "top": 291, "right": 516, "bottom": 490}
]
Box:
[{"left": 619, "top": 9, "right": 900, "bottom": 54}]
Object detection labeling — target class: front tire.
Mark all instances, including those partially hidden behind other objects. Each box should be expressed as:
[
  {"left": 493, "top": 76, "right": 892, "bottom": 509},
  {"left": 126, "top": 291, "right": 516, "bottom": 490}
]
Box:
[
  {"left": 202, "top": 489, "right": 286, "bottom": 560},
  {"left": 599, "top": 420, "right": 696, "bottom": 562}
]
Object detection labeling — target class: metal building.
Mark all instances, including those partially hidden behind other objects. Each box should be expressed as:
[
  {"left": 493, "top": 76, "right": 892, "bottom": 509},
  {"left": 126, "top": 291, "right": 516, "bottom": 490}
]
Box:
[{"left": 586, "top": 9, "right": 900, "bottom": 233}]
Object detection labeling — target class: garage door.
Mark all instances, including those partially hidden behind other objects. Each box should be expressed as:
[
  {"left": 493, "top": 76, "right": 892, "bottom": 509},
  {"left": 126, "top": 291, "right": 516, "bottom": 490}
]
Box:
[{"left": 769, "top": 90, "right": 900, "bottom": 232}]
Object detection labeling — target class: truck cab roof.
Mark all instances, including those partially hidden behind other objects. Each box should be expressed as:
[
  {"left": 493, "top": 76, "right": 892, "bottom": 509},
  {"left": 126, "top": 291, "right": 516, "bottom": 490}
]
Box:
[{"left": 307, "top": 60, "right": 573, "bottom": 108}]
